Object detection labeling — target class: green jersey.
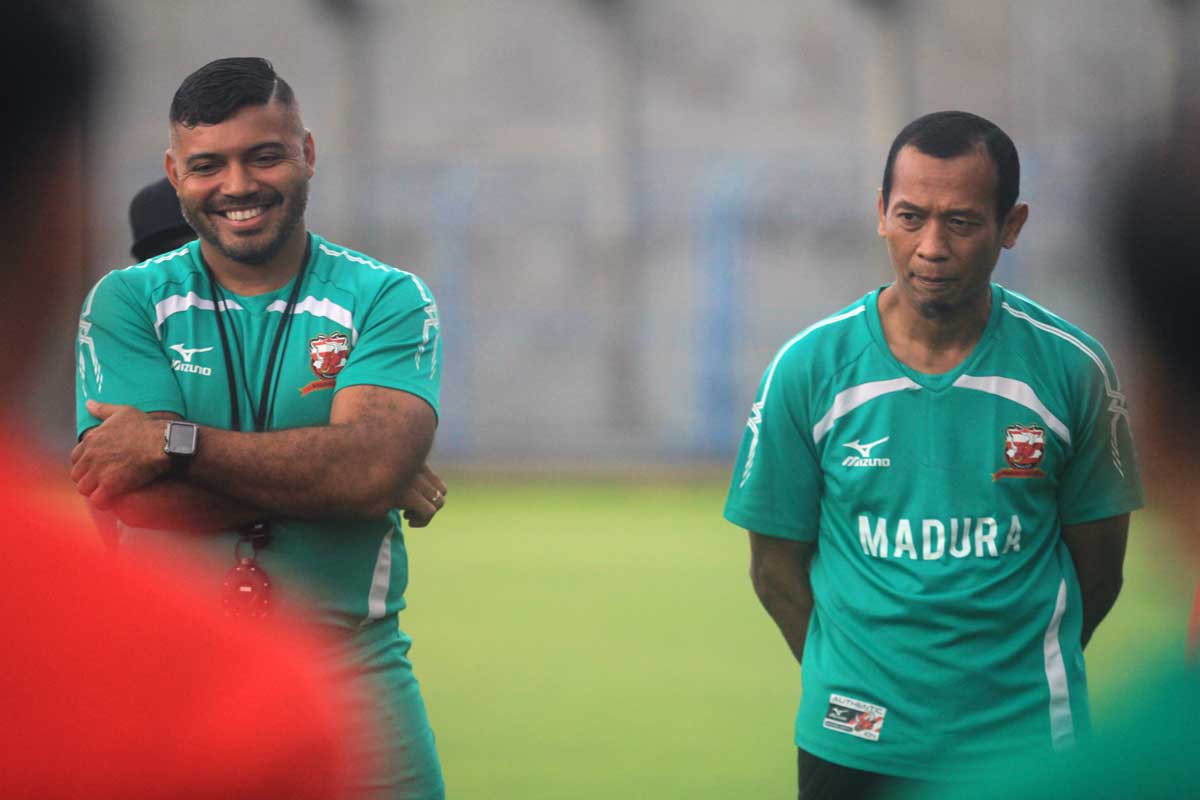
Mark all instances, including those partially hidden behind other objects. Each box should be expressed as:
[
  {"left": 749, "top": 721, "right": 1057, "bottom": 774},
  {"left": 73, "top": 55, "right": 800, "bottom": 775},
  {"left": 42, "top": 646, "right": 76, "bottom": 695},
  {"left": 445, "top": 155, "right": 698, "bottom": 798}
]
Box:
[
  {"left": 724, "top": 284, "right": 1143, "bottom": 781},
  {"left": 895, "top": 656, "right": 1200, "bottom": 800},
  {"left": 76, "top": 233, "right": 441, "bottom": 629}
]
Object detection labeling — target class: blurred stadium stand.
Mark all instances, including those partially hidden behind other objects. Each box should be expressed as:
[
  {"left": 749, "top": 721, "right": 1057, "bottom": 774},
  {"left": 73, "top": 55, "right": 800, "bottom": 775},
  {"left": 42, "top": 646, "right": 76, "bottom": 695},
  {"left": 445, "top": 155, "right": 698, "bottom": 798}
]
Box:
[{"left": 46, "top": 0, "right": 1197, "bottom": 468}]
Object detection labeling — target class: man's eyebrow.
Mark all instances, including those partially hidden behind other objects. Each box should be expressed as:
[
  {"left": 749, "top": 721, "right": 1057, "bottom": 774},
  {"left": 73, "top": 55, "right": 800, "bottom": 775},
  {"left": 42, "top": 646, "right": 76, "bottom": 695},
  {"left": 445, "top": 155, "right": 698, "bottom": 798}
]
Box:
[
  {"left": 184, "top": 151, "right": 224, "bottom": 167},
  {"left": 940, "top": 207, "right": 986, "bottom": 219},
  {"left": 891, "top": 200, "right": 926, "bottom": 212}
]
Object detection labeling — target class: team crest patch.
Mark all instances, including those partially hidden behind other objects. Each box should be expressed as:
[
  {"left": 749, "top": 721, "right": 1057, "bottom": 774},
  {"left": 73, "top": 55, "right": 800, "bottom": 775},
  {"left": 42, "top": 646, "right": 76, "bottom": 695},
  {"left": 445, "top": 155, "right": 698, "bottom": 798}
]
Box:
[
  {"left": 301, "top": 333, "right": 350, "bottom": 395},
  {"left": 992, "top": 424, "right": 1046, "bottom": 481},
  {"left": 823, "top": 694, "right": 886, "bottom": 741}
]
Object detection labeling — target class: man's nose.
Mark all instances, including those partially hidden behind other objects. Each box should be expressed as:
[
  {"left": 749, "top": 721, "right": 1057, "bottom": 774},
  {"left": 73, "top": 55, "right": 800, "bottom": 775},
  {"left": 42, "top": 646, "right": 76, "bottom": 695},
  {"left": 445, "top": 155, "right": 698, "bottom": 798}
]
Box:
[
  {"left": 221, "top": 162, "right": 258, "bottom": 197},
  {"left": 916, "top": 220, "right": 950, "bottom": 262}
]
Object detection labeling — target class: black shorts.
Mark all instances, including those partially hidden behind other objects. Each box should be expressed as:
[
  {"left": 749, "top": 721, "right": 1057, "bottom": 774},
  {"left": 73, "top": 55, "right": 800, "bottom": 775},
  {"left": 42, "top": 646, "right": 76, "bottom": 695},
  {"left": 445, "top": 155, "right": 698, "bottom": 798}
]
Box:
[{"left": 797, "top": 747, "right": 927, "bottom": 800}]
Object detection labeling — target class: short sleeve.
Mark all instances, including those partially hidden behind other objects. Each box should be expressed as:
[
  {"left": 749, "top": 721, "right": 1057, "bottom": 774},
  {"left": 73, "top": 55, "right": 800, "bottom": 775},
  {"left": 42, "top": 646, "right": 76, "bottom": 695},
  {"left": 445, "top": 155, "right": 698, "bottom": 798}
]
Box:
[
  {"left": 723, "top": 348, "right": 823, "bottom": 540},
  {"left": 1057, "top": 349, "right": 1144, "bottom": 525},
  {"left": 75, "top": 273, "right": 185, "bottom": 439},
  {"left": 333, "top": 275, "right": 441, "bottom": 415}
]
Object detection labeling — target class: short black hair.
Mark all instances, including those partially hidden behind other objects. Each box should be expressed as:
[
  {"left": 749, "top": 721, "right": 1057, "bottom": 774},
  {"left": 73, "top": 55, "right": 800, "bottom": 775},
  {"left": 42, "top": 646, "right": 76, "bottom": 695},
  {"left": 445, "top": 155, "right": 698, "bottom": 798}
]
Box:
[
  {"left": 170, "top": 57, "right": 296, "bottom": 128},
  {"left": 0, "top": 2, "right": 94, "bottom": 178},
  {"left": 882, "top": 111, "right": 1020, "bottom": 224},
  {"left": 1112, "top": 129, "right": 1200, "bottom": 397}
]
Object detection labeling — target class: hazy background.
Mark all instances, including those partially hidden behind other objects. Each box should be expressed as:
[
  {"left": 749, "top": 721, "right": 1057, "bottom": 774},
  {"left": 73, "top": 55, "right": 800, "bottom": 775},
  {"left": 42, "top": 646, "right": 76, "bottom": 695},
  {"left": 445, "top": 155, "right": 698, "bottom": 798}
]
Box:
[
  {"left": 36, "top": 3, "right": 1200, "bottom": 797},
  {"left": 35, "top": 0, "right": 1199, "bottom": 467}
]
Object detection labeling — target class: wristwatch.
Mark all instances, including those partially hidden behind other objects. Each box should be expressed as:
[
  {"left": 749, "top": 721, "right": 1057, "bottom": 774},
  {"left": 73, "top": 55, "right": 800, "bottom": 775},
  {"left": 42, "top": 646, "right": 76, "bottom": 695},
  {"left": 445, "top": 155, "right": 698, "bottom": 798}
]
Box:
[{"left": 163, "top": 420, "right": 198, "bottom": 474}]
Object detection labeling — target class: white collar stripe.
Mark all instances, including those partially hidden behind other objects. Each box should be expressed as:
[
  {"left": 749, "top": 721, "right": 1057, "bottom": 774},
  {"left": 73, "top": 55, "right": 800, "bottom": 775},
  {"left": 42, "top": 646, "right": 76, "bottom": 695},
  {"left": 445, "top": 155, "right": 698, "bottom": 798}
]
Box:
[
  {"left": 953, "top": 375, "right": 1071, "bottom": 444},
  {"left": 266, "top": 296, "right": 358, "bottom": 345},
  {"left": 812, "top": 377, "right": 921, "bottom": 444},
  {"left": 153, "top": 292, "right": 242, "bottom": 338}
]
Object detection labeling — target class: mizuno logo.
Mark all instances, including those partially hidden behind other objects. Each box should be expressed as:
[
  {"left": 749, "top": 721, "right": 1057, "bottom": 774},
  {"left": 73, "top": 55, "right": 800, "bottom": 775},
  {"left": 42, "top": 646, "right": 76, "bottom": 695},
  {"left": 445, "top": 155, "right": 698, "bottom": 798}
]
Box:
[
  {"left": 842, "top": 437, "right": 889, "bottom": 458},
  {"left": 841, "top": 436, "right": 891, "bottom": 468},
  {"left": 169, "top": 344, "right": 214, "bottom": 363}
]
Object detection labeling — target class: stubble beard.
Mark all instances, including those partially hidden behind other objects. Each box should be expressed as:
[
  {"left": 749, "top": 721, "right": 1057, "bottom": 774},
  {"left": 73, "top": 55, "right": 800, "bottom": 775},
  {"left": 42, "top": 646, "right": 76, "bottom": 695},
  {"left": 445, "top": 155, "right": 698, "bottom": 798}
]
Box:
[{"left": 181, "top": 181, "right": 309, "bottom": 267}]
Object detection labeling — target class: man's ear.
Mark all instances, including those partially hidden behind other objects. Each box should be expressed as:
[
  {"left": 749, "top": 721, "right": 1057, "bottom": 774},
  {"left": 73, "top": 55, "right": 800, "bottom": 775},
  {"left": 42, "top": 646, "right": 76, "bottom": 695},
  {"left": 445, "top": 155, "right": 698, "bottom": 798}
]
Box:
[
  {"left": 876, "top": 189, "right": 887, "bottom": 238},
  {"left": 1001, "top": 202, "right": 1029, "bottom": 249},
  {"left": 303, "top": 130, "right": 316, "bottom": 178},
  {"left": 164, "top": 148, "right": 180, "bottom": 191}
]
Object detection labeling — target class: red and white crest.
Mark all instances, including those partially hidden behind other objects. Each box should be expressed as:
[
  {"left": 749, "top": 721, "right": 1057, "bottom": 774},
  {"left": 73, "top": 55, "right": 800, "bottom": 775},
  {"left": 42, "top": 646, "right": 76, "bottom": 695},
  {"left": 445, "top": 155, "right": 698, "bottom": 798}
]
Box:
[
  {"left": 309, "top": 333, "right": 349, "bottom": 380},
  {"left": 1004, "top": 424, "right": 1045, "bottom": 470},
  {"left": 993, "top": 424, "right": 1046, "bottom": 481},
  {"left": 301, "top": 333, "right": 350, "bottom": 396}
]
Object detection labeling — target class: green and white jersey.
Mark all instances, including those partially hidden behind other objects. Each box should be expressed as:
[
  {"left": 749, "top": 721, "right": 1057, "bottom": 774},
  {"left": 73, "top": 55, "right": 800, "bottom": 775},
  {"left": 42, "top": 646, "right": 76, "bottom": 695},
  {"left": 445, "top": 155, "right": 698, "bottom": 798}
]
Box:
[
  {"left": 724, "top": 283, "right": 1143, "bottom": 781},
  {"left": 76, "top": 233, "right": 441, "bottom": 629}
]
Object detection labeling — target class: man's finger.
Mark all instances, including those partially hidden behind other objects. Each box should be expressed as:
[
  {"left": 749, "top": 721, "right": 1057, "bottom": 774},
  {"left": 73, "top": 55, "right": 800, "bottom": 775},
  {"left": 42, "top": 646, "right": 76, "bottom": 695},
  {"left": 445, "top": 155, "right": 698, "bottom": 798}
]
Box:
[
  {"left": 76, "top": 473, "right": 97, "bottom": 498},
  {"left": 427, "top": 471, "right": 448, "bottom": 497},
  {"left": 90, "top": 485, "right": 114, "bottom": 510},
  {"left": 70, "top": 440, "right": 85, "bottom": 464},
  {"left": 86, "top": 399, "right": 119, "bottom": 420}
]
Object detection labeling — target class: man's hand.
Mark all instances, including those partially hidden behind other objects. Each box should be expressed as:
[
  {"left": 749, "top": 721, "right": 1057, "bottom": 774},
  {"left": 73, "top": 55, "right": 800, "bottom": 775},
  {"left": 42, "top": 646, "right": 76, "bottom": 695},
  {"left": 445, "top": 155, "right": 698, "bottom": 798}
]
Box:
[
  {"left": 396, "top": 464, "right": 448, "bottom": 528},
  {"left": 71, "top": 400, "right": 171, "bottom": 510}
]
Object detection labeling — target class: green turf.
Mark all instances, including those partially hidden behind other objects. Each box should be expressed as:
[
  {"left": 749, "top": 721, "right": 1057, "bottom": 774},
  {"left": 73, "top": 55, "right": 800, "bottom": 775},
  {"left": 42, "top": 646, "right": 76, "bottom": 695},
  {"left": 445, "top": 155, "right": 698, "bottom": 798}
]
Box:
[{"left": 399, "top": 478, "right": 1191, "bottom": 799}]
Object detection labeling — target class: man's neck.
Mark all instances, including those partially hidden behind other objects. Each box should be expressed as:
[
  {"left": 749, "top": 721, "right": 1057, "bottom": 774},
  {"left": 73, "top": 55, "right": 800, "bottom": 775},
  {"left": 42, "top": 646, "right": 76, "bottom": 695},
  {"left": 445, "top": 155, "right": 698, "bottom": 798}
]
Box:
[
  {"left": 200, "top": 228, "right": 308, "bottom": 296},
  {"left": 878, "top": 284, "right": 992, "bottom": 374}
]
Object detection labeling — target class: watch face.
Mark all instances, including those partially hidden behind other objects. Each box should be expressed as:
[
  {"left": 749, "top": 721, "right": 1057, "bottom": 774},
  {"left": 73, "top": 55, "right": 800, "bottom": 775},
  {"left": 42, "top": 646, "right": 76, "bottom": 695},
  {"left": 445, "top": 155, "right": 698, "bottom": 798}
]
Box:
[{"left": 167, "top": 422, "right": 197, "bottom": 455}]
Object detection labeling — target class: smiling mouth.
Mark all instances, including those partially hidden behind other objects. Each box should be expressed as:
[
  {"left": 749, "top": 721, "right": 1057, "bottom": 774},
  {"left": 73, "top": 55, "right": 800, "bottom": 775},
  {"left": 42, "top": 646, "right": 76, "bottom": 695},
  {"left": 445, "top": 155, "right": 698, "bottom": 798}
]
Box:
[{"left": 218, "top": 206, "right": 266, "bottom": 222}]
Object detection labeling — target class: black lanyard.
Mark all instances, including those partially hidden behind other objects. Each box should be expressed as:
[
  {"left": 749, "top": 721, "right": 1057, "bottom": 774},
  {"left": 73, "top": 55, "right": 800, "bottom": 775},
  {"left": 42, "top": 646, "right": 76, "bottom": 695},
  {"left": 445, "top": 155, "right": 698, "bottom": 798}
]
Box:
[{"left": 202, "top": 234, "right": 311, "bottom": 433}]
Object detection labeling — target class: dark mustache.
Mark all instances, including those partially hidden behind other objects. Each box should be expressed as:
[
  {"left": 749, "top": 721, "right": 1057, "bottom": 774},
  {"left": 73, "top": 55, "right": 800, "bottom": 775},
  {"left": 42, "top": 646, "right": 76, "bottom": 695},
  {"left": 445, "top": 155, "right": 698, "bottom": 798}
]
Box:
[{"left": 207, "top": 192, "right": 280, "bottom": 212}]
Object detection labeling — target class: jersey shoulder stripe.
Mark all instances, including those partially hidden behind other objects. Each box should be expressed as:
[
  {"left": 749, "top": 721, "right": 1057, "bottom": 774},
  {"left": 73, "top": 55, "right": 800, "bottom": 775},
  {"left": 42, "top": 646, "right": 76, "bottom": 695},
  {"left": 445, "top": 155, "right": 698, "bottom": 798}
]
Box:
[
  {"left": 997, "top": 286, "right": 1121, "bottom": 391},
  {"left": 311, "top": 236, "right": 434, "bottom": 304},
  {"left": 997, "top": 284, "right": 1131, "bottom": 476},
  {"left": 740, "top": 300, "right": 868, "bottom": 487}
]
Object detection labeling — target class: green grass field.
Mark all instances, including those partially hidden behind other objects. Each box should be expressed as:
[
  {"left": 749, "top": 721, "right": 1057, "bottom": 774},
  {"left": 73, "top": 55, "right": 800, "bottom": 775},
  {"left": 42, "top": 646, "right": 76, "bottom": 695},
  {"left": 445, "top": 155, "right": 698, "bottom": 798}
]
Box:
[{"left": 399, "top": 477, "right": 1192, "bottom": 799}]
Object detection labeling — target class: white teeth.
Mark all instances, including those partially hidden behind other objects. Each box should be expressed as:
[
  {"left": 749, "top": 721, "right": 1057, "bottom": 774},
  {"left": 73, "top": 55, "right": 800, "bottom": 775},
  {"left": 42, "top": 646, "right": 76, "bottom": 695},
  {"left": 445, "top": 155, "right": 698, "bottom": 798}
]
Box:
[{"left": 224, "top": 207, "right": 264, "bottom": 221}]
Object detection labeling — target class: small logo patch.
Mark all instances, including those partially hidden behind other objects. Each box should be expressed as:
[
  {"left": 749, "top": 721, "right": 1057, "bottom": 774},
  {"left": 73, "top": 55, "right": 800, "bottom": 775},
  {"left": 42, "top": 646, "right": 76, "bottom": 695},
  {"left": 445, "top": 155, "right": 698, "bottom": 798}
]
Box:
[
  {"left": 169, "top": 343, "right": 214, "bottom": 376},
  {"left": 823, "top": 694, "right": 887, "bottom": 741},
  {"left": 301, "top": 333, "right": 350, "bottom": 395},
  {"left": 841, "top": 436, "right": 891, "bottom": 468},
  {"left": 993, "top": 424, "right": 1046, "bottom": 481}
]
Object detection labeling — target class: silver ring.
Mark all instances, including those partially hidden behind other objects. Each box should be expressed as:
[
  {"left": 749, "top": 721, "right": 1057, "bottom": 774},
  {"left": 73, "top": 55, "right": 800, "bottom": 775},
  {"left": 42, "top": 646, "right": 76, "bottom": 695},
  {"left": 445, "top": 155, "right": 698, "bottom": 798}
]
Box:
[{"left": 431, "top": 491, "right": 442, "bottom": 504}]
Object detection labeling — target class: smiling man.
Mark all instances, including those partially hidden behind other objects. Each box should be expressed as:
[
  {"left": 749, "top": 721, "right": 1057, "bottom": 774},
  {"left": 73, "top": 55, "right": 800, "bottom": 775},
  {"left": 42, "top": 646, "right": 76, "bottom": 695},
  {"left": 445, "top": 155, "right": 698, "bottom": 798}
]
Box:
[
  {"left": 724, "top": 111, "right": 1144, "bottom": 799},
  {"left": 73, "top": 57, "right": 447, "bottom": 799}
]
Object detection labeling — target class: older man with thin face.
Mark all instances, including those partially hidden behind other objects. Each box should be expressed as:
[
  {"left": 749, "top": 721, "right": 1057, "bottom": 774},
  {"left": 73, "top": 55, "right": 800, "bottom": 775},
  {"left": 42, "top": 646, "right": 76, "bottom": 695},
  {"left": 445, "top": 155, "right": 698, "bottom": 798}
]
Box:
[{"left": 724, "top": 111, "right": 1143, "bottom": 799}]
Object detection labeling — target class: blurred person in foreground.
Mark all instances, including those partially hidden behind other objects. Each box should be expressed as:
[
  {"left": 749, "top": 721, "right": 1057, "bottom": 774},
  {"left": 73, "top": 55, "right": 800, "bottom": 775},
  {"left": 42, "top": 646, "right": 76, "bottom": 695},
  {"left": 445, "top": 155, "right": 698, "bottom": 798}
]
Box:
[
  {"left": 129, "top": 176, "right": 196, "bottom": 262},
  {"left": 895, "top": 118, "right": 1200, "bottom": 800},
  {"left": 724, "top": 111, "right": 1144, "bottom": 799},
  {"left": 0, "top": 6, "right": 353, "bottom": 798},
  {"left": 71, "top": 56, "right": 447, "bottom": 799}
]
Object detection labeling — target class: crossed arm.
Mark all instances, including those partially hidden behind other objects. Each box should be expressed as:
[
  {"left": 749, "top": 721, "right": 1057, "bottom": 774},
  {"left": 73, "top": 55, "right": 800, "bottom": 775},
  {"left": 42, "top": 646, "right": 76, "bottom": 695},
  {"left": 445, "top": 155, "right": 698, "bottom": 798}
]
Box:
[{"left": 71, "top": 384, "right": 447, "bottom": 533}]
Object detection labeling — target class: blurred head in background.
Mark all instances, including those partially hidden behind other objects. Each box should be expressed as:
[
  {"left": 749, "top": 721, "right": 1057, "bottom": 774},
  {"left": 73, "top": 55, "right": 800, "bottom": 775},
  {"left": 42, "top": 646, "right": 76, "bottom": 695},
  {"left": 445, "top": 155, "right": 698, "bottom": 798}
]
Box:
[
  {"left": 1111, "top": 123, "right": 1200, "bottom": 546},
  {"left": 129, "top": 177, "right": 195, "bottom": 262},
  {"left": 0, "top": 3, "right": 93, "bottom": 399}
]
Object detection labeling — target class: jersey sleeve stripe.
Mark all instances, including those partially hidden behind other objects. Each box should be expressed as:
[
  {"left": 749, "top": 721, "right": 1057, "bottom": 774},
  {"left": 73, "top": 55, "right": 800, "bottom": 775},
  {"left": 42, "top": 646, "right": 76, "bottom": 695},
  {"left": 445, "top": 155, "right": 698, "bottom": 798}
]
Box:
[
  {"left": 812, "top": 377, "right": 920, "bottom": 443},
  {"left": 1042, "top": 578, "right": 1076, "bottom": 751},
  {"left": 953, "top": 375, "right": 1071, "bottom": 444}
]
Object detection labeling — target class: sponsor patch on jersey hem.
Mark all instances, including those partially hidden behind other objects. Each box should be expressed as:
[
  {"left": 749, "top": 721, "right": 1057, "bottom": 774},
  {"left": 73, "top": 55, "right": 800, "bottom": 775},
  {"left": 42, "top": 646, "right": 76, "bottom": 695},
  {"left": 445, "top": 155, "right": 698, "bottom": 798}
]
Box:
[{"left": 822, "top": 694, "right": 886, "bottom": 741}]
